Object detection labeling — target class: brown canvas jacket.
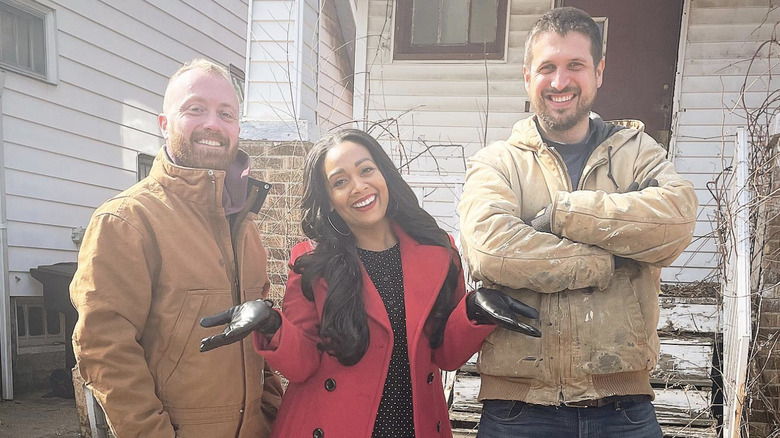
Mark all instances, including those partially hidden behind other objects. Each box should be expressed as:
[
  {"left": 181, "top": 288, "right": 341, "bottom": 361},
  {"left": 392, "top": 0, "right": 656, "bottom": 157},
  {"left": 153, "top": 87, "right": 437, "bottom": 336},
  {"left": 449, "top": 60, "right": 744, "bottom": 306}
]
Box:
[
  {"left": 458, "top": 115, "right": 697, "bottom": 405},
  {"left": 71, "top": 149, "right": 283, "bottom": 437}
]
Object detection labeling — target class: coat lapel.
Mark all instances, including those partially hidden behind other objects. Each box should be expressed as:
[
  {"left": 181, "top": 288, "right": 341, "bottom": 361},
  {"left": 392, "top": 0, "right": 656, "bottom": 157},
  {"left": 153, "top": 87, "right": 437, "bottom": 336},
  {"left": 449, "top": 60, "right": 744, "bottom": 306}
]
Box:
[
  {"left": 395, "top": 224, "right": 450, "bottom": 349},
  {"left": 360, "top": 224, "right": 450, "bottom": 346}
]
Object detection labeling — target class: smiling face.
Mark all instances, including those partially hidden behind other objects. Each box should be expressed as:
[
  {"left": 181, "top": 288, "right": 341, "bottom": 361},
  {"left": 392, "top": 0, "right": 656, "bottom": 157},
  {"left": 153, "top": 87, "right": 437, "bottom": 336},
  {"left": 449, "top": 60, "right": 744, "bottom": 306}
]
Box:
[
  {"left": 523, "top": 31, "right": 604, "bottom": 143},
  {"left": 322, "top": 140, "right": 392, "bottom": 239},
  {"left": 159, "top": 68, "right": 240, "bottom": 170}
]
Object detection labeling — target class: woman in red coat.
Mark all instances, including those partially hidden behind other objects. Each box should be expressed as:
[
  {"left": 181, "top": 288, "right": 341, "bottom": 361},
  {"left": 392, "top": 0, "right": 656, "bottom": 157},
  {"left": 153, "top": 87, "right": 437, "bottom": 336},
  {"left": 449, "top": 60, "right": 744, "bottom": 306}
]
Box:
[{"left": 200, "top": 129, "right": 540, "bottom": 437}]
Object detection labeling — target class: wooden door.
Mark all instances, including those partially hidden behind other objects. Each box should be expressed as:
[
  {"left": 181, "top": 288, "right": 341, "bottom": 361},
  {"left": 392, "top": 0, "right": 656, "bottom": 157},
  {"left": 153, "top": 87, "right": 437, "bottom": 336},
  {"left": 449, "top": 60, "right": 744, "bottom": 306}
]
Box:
[{"left": 560, "top": 0, "right": 684, "bottom": 147}]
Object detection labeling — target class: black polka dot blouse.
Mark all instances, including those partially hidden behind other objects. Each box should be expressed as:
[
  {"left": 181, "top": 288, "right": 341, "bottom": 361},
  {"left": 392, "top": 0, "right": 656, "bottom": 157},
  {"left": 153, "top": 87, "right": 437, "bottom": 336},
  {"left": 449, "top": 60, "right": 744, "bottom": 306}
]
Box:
[{"left": 358, "top": 243, "right": 415, "bottom": 438}]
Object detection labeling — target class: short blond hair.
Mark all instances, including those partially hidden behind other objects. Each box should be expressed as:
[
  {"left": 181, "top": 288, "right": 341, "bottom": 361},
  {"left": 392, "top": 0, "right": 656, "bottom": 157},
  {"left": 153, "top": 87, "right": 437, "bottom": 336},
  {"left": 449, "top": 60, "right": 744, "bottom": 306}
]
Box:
[{"left": 163, "top": 58, "right": 234, "bottom": 113}]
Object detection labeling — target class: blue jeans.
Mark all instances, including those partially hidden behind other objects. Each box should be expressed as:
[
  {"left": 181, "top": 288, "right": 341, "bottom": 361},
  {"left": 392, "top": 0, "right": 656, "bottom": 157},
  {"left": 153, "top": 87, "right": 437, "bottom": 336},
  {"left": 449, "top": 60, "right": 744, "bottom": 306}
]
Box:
[{"left": 477, "top": 399, "right": 663, "bottom": 438}]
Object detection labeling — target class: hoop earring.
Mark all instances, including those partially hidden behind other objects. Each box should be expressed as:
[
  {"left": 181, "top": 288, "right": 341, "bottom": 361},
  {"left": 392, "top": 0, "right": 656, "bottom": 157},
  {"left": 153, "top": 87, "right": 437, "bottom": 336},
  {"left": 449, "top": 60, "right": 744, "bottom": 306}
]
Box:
[{"left": 327, "top": 211, "right": 351, "bottom": 236}]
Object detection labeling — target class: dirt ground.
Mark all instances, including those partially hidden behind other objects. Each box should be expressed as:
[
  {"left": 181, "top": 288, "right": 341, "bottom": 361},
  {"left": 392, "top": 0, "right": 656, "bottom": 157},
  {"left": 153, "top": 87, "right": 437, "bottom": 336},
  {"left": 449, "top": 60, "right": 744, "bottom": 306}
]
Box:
[{"left": 0, "top": 389, "right": 81, "bottom": 438}]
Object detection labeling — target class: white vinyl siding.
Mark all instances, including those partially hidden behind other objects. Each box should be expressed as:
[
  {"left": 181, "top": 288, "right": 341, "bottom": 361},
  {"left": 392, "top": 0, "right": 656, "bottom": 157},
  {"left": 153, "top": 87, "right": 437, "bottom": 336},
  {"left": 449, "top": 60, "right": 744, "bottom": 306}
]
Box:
[
  {"left": 1, "top": 0, "right": 248, "bottom": 297},
  {"left": 666, "top": 0, "right": 780, "bottom": 283},
  {"left": 246, "top": 1, "right": 300, "bottom": 121},
  {"left": 318, "top": 0, "right": 353, "bottom": 132}
]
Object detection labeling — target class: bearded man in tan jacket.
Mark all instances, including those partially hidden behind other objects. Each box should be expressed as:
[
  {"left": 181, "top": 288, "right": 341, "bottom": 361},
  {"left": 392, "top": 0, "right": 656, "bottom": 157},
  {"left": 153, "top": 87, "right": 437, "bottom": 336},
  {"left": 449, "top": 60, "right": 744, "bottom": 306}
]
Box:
[
  {"left": 458, "top": 7, "right": 697, "bottom": 438},
  {"left": 70, "top": 59, "right": 283, "bottom": 437}
]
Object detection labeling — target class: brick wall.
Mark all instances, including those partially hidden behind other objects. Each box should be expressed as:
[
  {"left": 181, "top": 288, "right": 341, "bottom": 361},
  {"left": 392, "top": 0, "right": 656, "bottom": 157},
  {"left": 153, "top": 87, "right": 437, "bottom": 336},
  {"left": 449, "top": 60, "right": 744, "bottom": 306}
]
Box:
[
  {"left": 241, "top": 139, "right": 311, "bottom": 304},
  {"left": 748, "top": 134, "right": 780, "bottom": 436}
]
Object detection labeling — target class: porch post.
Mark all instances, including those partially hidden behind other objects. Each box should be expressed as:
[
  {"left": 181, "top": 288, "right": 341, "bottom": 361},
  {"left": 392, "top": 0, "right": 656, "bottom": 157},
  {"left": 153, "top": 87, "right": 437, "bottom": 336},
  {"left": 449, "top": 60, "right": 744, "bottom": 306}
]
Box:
[{"left": 0, "top": 70, "right": 13, "bottom": 400}]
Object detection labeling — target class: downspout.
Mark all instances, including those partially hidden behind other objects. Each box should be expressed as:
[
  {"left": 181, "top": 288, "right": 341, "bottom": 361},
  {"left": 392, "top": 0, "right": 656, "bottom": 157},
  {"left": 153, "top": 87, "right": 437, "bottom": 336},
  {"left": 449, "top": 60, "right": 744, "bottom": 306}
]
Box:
[
  {"left": 243, "top": 0, "right": 253, "bottom": 120},
  {"left": 667, "top": 0, "right": 690, "bottom": 162},
  {"left": 352, "top": 0, "right": 368, "bottom": 129},
  {"left": 0, "top": 70, "right": 13, "bottom": 400}
]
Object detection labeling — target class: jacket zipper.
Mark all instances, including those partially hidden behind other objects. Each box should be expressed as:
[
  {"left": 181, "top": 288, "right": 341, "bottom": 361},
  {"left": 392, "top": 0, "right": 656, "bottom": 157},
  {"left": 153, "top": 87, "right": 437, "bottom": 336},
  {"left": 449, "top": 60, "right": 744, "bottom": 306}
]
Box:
[
  {"left": 227, "top": 184, "right": 261, "bottom": 434},
  {"left": 544, "top": 146, "right": 573, "bottom": 192}
]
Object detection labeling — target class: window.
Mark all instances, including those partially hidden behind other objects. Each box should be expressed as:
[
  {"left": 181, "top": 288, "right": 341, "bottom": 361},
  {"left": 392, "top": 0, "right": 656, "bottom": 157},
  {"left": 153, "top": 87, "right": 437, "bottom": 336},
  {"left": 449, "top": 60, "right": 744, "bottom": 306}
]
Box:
[
  {"left": 14, "top": 297, "right": 65, "bottom": 349},
  {"left": 394, "top": 0, "right": 508, "bottom": 60},
  {"left": 0, "top": 1, "right": 45, "bottom": 75},
  {"left": 137, "top": 153, "right": 154, "bottom": 181}
]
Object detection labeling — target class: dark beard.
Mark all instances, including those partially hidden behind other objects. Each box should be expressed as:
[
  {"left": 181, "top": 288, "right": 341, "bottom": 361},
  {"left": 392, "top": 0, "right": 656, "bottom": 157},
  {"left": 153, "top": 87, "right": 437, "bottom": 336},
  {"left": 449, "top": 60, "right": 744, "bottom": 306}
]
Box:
[{"left": 537, "top": 104, "right": 590, "bottom": 133}]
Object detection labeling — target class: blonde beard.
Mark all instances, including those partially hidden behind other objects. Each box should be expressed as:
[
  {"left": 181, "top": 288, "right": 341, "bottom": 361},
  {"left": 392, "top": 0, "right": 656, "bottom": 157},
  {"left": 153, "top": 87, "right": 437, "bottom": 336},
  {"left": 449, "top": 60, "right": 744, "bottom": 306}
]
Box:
[{"left": 167, "top": 126, "right": 237, "bottom": 170}]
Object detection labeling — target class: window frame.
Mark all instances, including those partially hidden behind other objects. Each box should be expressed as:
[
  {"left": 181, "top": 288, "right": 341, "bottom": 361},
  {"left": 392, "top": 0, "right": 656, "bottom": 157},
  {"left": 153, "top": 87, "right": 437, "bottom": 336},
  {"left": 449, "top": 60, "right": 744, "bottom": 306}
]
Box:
[
  {"left": 393, "top": 0, "right": 509, "bottom": 61},
  {"left": 14, "top": 297, "right": 66, "bottom": 350},
  {"left": 0, "top": 0, "right": 58, "bottom": 83}
]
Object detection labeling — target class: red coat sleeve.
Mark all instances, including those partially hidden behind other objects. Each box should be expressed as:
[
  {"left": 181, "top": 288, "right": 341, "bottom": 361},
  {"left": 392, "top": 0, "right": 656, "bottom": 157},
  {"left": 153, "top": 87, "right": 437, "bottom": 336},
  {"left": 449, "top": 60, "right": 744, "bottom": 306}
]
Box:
[
  {"left": 253, "top": 243, "right": 324, "bottom": 382},
  {"left": 432, "top": 246, "right": 495, "bottom": 371}
]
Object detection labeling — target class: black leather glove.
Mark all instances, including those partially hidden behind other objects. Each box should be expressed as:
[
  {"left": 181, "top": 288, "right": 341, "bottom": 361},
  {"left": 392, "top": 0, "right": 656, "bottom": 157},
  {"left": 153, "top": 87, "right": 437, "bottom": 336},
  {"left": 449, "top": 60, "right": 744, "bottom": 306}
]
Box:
[
  {"left": 466, "top": 287, "right": 541, "bottom": 337},
  {"left": 625, "top": 177, "right": 658, "bottom": 193},
  {"left": 199, "top": 299, "right": 281, "bottom": 353},
  {"left": 530, "top": 204, "right": 553, "bottom": 233}
]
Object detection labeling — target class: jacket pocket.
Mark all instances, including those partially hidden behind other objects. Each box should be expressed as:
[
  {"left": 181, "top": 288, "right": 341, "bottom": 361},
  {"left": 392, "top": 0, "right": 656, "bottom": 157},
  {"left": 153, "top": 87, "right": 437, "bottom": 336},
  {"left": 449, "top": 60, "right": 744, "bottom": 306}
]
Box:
[
  {"left": 157, "top": 289, "right": 236, "bottom": 405},
  {"left": 244, "top": 287, "right": 265, "bottom": 302},
  {"left": 576, "top": 273, "right": 651, "bottom": 374},
  {"left": 478, "top": 325, "right": 548, "bottom": 382}
]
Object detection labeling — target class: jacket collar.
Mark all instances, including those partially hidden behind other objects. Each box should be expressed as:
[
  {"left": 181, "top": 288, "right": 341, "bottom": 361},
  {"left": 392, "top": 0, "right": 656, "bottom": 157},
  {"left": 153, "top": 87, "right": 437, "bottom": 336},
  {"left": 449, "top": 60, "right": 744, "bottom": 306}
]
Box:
[
  {"left": 506, "top": 114, "right": 645, "bottom": 154},
  {"left": 149, "top": 148, "right": 269, "bottom": 215}
]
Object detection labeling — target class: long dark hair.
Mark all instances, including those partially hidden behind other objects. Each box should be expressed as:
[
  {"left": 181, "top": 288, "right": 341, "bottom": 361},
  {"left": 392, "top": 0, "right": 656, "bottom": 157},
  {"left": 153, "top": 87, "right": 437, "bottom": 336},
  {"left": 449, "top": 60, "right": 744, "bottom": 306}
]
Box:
[{"left": 294, "top": 129, "right": 460, "bottom": 366}]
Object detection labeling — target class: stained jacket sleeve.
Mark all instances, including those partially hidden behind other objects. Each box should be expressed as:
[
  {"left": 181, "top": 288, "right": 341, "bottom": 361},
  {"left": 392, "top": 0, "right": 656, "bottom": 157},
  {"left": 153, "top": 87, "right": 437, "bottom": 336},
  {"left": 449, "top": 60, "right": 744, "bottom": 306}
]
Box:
[
  {"left": 458, "top": 147, "right": 614, "bottom": 293},
  {"left": 552, "top": 139, "right": 698, "bottom": 267},
  {"left": 253, "top": 244, "right": 323, "bottom": 382},
  {"left": 432, "top": 247, "right": 495, "bottom": 371},
  {"left": 71, "top": 212, "right": 175, "bottom": 438}
]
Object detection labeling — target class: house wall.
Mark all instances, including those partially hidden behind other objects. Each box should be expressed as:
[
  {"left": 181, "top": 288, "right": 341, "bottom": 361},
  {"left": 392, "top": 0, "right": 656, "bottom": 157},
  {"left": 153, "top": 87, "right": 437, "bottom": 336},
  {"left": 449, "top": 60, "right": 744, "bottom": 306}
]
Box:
[
  {"left": 363, "top": 0, "right": 542, "bottom": 174},
  {"left": 318, "top": 0, "right": 354, "bottom": 133},
  {"left": 666, "top": 0, "right": 780, "bottom": 283},
  {"left": 246, "top": 0, "right": 298, "bottom": 122},
  {"left": 1, "top": 0, "right": 248, "bottom": 299},
  {"left": 245, "top": 0, "right": 353, "bottom": 139}
]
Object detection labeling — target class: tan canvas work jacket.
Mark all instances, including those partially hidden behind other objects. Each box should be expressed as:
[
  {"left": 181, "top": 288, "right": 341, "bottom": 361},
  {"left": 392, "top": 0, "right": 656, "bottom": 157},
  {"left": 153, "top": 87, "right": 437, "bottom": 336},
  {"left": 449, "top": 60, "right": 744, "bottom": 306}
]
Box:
[
  {"left": 458, "top": 115, "right": 697, "bottom": 405},
  {"left": 71, "top": 149, "right": 283, "bottom": 437}
]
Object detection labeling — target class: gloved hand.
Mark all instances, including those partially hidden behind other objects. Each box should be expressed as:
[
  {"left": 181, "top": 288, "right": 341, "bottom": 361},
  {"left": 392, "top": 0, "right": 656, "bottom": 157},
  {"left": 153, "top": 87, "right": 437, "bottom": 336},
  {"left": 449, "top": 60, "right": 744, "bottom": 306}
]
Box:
[
  {"left": 625, "top": 177, "right": 658, "bottom": 192},
  {"left": 530, "top": 204, "right": 553, "bottom": 234},
  {"left": 199, "top": 299, "right": 281, "bottom": 353},
  {"left": 466, "top": 287, "right": 542, "bottom": 337},
  {"left": 614, "top": 177, "right": 659, "bottom": 268}
]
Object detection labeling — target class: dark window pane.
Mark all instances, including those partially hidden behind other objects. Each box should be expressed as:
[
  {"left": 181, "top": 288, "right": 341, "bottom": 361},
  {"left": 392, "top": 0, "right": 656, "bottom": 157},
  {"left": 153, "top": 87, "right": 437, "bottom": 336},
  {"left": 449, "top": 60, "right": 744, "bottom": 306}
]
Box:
[
  {"left": 1, "top": 13, "right": 16, "bottom": 65},
  {"left": 29, "top": 15, "right": 45, "bottom": 74},
  {"left": 411, "top": 0, "right": 439, "bottom": 45},
  {"left": 16, "top": 306, "right": 26, "bottom": 337},
  {"left": 470, "top": 0, "right": 498, "bottom": 44},
  {"left": 28, "top": 306, "right": 44, "bottom": 336},
  {"left": 396, "top": 0, "right": 507, "bottom": 60},
  {"left": 17, "top": 16, "right": 30, "bottom": 69},
  {"left": 46, "top": 310, "right": 61, "bottom": 335},
  {"left": 0, "top": 3, "right": 45, "bottom": 75},
  {"left": 441, "top": 0, "right": 468, "bottom": 45}
]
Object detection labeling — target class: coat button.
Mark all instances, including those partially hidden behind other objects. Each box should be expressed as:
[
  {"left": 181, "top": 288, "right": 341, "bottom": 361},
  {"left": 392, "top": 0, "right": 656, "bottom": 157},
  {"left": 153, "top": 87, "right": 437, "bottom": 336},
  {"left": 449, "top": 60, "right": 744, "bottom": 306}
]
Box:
[
  {"left": 313, "top": 428, "right": 324, "bottom": 438},
  {"left": 427, "top": 372, "right": 435, "bottom": 384},
  {"left": 437, "top": 421, "right": 441, "bottom": 432},
  {"left": 324, "top": 378, "right": 336, "bottom": 391}
]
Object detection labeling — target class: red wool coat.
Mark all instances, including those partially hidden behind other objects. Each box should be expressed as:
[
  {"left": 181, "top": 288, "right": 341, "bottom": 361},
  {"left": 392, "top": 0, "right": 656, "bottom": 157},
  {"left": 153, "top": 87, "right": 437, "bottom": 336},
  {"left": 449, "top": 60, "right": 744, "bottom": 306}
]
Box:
[{"left": 254, "top": 225, "right": 495, "bottom": 437}]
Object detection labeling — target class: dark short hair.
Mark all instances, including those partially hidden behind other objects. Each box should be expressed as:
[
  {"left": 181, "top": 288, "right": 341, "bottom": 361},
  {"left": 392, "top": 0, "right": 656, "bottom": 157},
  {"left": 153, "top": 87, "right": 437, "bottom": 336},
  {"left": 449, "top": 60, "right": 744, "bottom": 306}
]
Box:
[{"left": 524, "top": 7, "right": 602, "bottom": 68}]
